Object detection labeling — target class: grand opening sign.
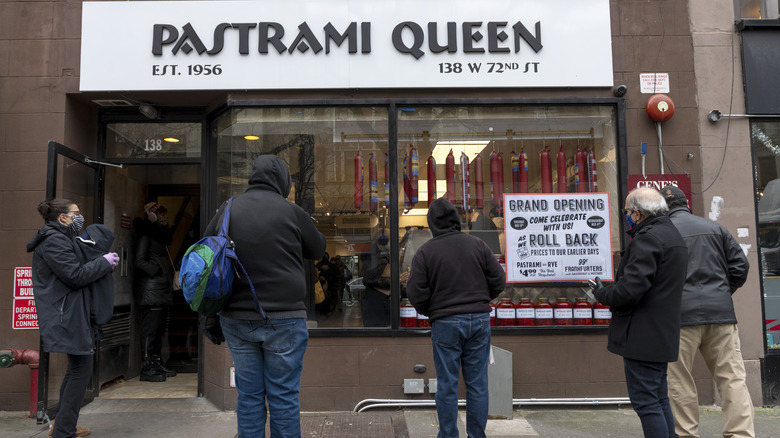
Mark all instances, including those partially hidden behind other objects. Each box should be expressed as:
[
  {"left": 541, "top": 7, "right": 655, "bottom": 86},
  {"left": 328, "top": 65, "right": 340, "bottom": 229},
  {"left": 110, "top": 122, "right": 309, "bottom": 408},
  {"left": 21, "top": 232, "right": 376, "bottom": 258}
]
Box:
[
  {"left": 503, "top": 193, "right": 613, "bottom": 283},
  {"left": 80, "top": 0, "right": 613, "bottom": 91}
]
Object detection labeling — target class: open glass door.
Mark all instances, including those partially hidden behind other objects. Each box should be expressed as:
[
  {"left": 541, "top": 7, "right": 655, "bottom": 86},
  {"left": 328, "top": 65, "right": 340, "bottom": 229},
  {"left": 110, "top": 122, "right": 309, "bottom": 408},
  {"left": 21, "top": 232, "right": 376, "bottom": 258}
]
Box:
[{"left": 37, "top": 141, "right": 105, "bottom": 423}]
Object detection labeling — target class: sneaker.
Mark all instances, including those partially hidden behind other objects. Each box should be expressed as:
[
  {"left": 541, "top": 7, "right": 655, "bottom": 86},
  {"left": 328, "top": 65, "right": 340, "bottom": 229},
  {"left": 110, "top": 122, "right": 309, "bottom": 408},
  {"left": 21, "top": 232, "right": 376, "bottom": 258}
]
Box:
[{"left": 48, "top": 420, "right": 91, "bottom": 437}]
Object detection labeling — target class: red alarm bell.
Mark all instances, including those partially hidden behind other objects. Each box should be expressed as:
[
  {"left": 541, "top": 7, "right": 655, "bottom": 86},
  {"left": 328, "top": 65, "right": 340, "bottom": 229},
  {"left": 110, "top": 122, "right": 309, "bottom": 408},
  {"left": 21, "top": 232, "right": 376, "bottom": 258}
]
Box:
[{"left": 645, "top": 94, "right": 675, "bottom": 122}]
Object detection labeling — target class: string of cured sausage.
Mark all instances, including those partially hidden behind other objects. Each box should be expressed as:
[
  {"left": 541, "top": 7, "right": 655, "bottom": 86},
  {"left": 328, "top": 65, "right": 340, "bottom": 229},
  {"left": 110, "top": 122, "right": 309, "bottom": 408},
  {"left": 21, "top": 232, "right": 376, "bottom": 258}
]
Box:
[
  {"left": 588, "top": 149, "right": 598, "bottom": 192},
  {"left": 540, "top": 145, "right": 552, "bottom": 193},
  {"left": 408, "top": 144, "right": 419, "bottom": 208},
  {"left": 460, "top": 152, "right": 470, "bottom": 210},
  {"left": 473, "top": 153, "right": 484, "bottom": 209},
  {"left": 446, "top": 149, "right": 456, "bottom": 204},
  {"left": 490, "top": 151, "right": 505, "bottom": 213},
  {"left": 402, "top": 155, "right": 410, "bottom": 209},
  {"left": 557, "top": 145, "right": 567, "bottom": 193},
  {"left": 426, "top": 156, "right": 437, "bottom": 205},
  {"left": 384, "top": 153, "right": 390, "bottom": 208},
  {"left": 354, "top": 151, "right": 363, "bottom": 211},
  {"left": 576, "top": 146, "right": 587, "bottom": 193},
  {"left": 368, "top": 153, "right": 378, "bottom": 214}
]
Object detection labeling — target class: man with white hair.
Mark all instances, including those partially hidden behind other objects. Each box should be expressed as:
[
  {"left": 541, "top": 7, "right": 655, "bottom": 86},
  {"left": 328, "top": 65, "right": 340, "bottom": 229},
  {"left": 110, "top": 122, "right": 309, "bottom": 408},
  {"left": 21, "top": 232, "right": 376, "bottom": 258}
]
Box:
[{"left": 591, "top": 187, "right": 688, "bottom": 438}]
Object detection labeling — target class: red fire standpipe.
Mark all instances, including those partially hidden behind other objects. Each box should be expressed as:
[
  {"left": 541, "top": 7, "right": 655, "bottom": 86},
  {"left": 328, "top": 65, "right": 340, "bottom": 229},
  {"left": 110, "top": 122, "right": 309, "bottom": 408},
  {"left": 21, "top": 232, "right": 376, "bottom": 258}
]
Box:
[{"left": 0, "top": 348, "right": 40, "bottom": 417}]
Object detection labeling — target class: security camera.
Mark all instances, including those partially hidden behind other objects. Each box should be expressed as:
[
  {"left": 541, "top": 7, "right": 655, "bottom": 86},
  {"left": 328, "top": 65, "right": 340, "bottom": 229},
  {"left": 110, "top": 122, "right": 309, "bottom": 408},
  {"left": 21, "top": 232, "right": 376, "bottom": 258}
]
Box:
[{"left": 614, "top": 85, "right": 628, "bottom": 97}]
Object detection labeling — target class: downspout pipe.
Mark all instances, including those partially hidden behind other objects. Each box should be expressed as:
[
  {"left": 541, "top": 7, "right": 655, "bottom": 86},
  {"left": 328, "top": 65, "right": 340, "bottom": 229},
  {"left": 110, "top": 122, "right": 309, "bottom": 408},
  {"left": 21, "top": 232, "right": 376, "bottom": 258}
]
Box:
[
  {"left": 353, "top": 397, "right": 631, "bottom": 413},
  {"left": 1, "top": 349, "right": 40, "bottom": 417}
]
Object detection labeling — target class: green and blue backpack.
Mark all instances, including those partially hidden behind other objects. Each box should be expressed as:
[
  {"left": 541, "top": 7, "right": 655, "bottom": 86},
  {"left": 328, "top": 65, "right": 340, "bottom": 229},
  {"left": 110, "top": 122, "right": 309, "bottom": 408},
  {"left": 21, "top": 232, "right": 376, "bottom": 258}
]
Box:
[{"left": 179, "top": 197, "right": 266, "bottom": 317}]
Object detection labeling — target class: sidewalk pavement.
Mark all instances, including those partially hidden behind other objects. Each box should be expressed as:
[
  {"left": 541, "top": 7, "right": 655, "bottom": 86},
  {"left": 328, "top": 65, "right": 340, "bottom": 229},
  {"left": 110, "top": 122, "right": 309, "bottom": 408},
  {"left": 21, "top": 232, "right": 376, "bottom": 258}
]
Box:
[{"left": 1, "top": 397, "right": 778, "bottom": 438}]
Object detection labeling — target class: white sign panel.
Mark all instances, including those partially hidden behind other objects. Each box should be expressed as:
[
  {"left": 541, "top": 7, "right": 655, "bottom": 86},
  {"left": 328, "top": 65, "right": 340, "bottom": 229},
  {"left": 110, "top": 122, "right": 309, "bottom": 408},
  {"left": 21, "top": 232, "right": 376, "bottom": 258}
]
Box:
[
  {"left": 503, "top": 193, "right": 613, "bottom": 283},
  {"left": 80, "top": 0, "right": 613, "bottom": 91},
  {"left": 639, "top": 73, "right": 670, "bottom": 94}
]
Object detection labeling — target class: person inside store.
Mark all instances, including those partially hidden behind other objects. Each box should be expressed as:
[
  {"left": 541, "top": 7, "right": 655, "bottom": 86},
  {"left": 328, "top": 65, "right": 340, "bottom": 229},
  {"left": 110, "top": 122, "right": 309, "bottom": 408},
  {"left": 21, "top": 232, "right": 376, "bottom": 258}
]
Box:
[
  {"left": 468, "top": 207, "right": 501, "bottom": 255},
  {"left": 590, "top": 187, "right": 687, "bottom": 438},
  {"left": 134, "top": 202, "right": 177, "bottom": 382},
  {"left": 488, "top": 207, "right": 505, "bottom": 257},
  {"left": 314, "top": 252, "right": 341, "bottom": 317},
  {"left": 28, "top": 199, "right": 119, "bottom": 438},
  {"left": 406, "top": 197, "right": 506, "bottom": 438},
  {"left": 202, "top": 154, "right": 326, "bottom": 438},
  {"left": 660, "top": 185, "right": 754, "bottom": 438},
  {"left": 361, "top": 248, "right": 391, "bottom": 327}
]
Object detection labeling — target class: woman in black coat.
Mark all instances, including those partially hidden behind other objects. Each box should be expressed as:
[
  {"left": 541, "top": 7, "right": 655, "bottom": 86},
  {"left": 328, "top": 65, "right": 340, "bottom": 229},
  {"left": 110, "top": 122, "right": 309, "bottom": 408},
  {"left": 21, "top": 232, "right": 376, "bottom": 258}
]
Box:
[
  {"left": 134, "top": 202, "right": 177, "bottom": 381},
  {"left": 27, "top": 199, "right": 118, "bottom": 438}
]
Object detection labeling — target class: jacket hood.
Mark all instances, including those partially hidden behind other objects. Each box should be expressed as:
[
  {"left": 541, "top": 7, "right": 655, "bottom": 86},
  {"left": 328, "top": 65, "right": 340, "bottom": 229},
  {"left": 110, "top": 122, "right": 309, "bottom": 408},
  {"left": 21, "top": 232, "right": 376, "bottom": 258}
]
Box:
[
  {"left": 79, "top": 224, "right": 115, "bottom": 252},
  {"left": 427, "top": 197, "right": 461, "bottom": 237},
  {"left": 27, "top": 222, "right": 65, "bottom": 253},
  {"left": 247, "top": 155, "right": 292, "bottom": 197}
]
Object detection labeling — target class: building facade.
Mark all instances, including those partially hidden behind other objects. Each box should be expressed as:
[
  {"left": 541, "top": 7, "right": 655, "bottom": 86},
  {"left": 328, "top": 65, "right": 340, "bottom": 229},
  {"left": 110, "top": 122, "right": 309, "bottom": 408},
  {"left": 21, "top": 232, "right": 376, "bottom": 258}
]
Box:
[{"left": 1, "top": 0, "right": 778, "bottom": 414}]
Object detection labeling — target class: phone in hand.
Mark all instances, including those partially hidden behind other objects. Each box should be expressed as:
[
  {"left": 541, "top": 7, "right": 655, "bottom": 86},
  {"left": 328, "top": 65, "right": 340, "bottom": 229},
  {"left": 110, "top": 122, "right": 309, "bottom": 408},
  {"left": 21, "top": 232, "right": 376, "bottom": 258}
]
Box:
[{"left": 588, "top": 279, "right": 597, "bottom": 289}]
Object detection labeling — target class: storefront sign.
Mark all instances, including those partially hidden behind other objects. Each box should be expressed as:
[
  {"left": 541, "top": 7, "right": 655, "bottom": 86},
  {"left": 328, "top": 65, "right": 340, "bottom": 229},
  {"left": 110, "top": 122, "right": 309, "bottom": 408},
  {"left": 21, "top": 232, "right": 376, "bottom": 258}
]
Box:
[
  {"left": 81, "top": 0, "right": 613, "bottom": 91},
  {"left": 626, "top": 174, "right": 692, "bottom": 209},
  {"left": 503, "top": 193, "right": 614, "bottom": 283},
  {"left": 12, "top": 268, "right": 38, "bottom": 329}
]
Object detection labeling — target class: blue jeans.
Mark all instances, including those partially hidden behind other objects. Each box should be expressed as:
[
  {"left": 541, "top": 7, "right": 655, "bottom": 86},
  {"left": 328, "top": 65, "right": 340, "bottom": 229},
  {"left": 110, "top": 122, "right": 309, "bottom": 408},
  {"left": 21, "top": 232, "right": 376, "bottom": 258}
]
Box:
[
  {"left": 431, "top": 313, "right": 491, "bottom": 438},
  {"left": 220, "top": 316, "right": 308, "bottom": 438},
  {"left": 623, "top": 358, "right": 679, "bottom": 438}
]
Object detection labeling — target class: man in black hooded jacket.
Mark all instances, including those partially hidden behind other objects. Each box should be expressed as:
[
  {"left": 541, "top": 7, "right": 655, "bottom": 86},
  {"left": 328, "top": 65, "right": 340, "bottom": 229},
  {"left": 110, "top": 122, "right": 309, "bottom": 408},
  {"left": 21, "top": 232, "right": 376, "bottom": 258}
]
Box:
[
  {"left": 203, "top": 155, "right": 326, "bottom": 438},
  {"left": 406, "top": 197, "right": 505, "bottom": 438}
]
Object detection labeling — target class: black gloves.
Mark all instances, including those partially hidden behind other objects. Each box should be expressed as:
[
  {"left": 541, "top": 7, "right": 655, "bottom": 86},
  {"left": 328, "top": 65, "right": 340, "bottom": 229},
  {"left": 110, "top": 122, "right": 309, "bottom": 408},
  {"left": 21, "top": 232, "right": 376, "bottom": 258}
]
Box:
[
  {"left": 203, "top": 315, "right": 225, "bottom": 345},
  {"left": 590, "top": 277, "right": 604, "bottom": 292}
]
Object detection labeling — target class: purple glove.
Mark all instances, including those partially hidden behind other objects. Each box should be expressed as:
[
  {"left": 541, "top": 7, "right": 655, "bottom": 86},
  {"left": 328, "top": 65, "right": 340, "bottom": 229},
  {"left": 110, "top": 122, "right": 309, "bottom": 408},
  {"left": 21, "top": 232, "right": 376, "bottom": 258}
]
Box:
[{"left": 102, "top": 252, "right": 119, "bottom": 267}]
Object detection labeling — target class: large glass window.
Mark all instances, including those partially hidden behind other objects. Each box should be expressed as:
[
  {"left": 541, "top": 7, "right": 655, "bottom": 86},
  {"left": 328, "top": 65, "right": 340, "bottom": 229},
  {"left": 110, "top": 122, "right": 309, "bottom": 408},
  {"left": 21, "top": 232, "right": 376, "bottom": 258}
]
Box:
[
  {"left": 752, "top": 120, "right": 780, "bottom": 350},
  {"left": 105, "top": 122, "right": 201, "bottom": 158},
  {"left": 395, "top": 105, "right": 621, "bottom": 327},
  {"left": 213, "top": 103, "right": 621, "bottom": 330},
  {"left": 213, "top": 107, "right": 391, "bottom": 328}
]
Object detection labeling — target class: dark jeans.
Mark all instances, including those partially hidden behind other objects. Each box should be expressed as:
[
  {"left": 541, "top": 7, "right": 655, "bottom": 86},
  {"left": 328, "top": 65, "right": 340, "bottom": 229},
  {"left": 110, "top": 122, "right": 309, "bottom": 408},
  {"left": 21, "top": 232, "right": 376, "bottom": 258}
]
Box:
[
  {"left": 623, "top": 358, "right": 679, "bottom": 438},
  {"left": 141, "top": 305, "right": 168, "bottom": 357},
  {"left": 431, "top": 313, "right": 491, "bottom": 438},
  {"left": 52, "top": 354, "right": 93, "bottom": 438}
]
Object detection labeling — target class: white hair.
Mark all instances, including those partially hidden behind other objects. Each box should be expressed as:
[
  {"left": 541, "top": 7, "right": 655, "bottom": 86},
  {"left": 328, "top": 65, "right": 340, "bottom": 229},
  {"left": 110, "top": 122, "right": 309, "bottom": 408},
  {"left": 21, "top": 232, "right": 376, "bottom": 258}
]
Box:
[{"left": 627, "top": 187, "right": 668, "bottom": 216}]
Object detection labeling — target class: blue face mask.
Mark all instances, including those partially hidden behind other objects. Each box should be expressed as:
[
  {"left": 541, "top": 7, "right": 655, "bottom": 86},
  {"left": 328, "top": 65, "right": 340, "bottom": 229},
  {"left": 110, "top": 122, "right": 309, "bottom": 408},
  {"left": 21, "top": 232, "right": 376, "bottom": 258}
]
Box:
[{"left": 625, "top": 213, "right": 636, "bottom": 229}]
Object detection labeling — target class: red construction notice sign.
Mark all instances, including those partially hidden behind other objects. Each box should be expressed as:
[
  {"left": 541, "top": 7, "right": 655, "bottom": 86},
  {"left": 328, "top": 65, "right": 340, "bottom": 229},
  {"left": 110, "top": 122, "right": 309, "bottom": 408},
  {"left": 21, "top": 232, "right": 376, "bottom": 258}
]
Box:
[{"left": 13, "top": 267, "right": 38, "bottom": 329}]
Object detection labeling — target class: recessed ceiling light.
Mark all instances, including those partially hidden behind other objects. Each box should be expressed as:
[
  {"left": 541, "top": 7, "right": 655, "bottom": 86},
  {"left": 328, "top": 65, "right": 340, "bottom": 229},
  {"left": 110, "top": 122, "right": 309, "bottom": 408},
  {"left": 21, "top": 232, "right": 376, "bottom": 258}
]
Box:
[
  {"left": 244, "top": 135, "right": 260, "bottom": 140},
  {"left": 163, "top": 137, "right": 180, "bottom": 143}
]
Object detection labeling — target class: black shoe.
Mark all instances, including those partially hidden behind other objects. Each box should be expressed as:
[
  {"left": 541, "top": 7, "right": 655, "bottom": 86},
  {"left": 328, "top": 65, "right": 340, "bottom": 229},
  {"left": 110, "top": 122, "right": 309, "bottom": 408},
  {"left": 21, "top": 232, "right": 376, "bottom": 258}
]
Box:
[
  {"left": 140, "top": 369, "right": 166, "bottom": 382},
  {"left": 152, "top": 356, "right": 177, "bottom": 377},
  {"left": 141, "top": 359, "right": 167, "bottom": 382}
]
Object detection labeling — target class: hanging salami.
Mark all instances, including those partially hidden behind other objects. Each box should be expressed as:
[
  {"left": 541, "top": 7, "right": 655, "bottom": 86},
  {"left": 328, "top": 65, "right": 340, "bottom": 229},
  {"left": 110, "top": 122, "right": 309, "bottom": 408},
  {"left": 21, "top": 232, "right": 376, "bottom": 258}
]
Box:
[
  {"left": 409, "top": 144, "right": 419, "bottom": 207},
  {"left": 557, "top": 145, "right": 567, "bottom": 193},
  {"left": 446, "top": 149, "right": 456, "bottom": 203},
  {"left": 403, "top": 156, "right": 411, "bottom": 209},
  {"left": 490, "top": 151, "right": 500, "bottom": 208},
  {"left": 589, "top": 149, "right": 598, "bottom": 192},
  {"left": 460, "top": 152, "right": 470, "bottom": 210},
  {"left": 474, "top": 153, "right": 484, "bottom": 209},
  {"left": 496, "top": 152, "right": 505, "bottom": 213},
  {"left": 384, "top": 153, "right": 390, "bottom": 208},
  {"left": 354, "top": 151, "right": 363, "bottom": 211},
  {"left": 369, "top": 153, "right": 378, "bottom": 214},
  {"left": 540, "top": 145, "right": 552, "bottom": 193},
  {"left": 511, "top": 151, "right": 520, "bottom": 194},
  {"left": 426, "top": 156, "right": 437, "bottom": 205},
  {"left": 519, "top": 148, "right": 529, "bottom": 193},
  {"left": 575, "top": 146, "right": 587, "bottom": 193}
]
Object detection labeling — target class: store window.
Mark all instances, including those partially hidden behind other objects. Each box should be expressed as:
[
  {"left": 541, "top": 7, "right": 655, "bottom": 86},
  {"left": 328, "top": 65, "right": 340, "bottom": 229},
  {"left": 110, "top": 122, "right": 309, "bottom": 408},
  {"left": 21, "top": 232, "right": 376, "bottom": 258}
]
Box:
[
  {"left": 734, "top": 0, "right": 780, "bottom": 19},
  {"left": 213, "top": 106, "right": 391, "bottom": 328},
  {"left": 752, "top": 120, "right": 780, "bottom": 350},
  {"left": 212, "top": 103, "right": 622, "bottom": 331},
  {"left": 395, "top": 105, "right": 621, "bottom": 328}
]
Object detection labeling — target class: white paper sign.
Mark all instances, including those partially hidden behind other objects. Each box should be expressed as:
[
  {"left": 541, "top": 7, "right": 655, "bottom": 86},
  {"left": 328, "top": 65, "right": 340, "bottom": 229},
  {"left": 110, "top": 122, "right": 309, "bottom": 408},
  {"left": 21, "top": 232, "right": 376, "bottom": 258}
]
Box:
[
  {"left": 80, "top": 0, "right": 613, "bottom": 91},
  {"left": 503, "top": 193, "right": 613, "bottom": 283}
]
